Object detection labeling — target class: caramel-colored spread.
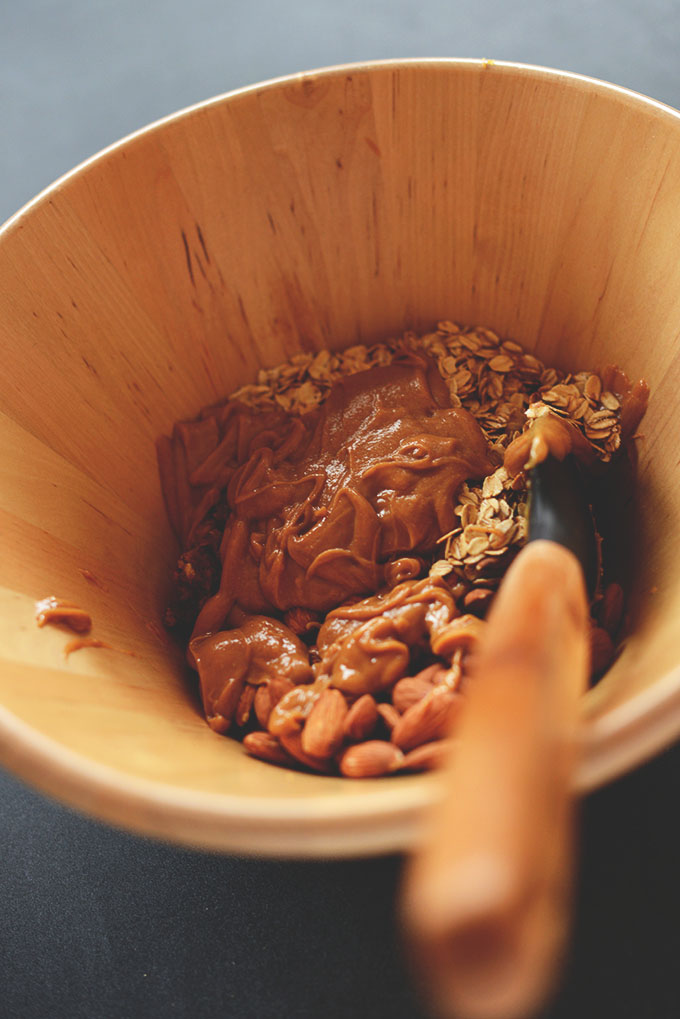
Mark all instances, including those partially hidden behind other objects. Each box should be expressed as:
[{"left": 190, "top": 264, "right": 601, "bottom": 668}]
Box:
[
  {"left": 191, "top": 617, "right": 312, "bottom": 733},
  {"left": 315, "top": 577, "right": 461, "bottom": 696},
  {"left": 504, "top": 367, "right": 649, "bottom": 477},
  {"left": 35, "top": 597, "right": 136, "bottom": 659},
  {"left": 63, "top": 637, "right": 137, "bottom": 658},
  {"left": 192, "top": 355, "right": 491, "bottom": 637},
  {"left": 35, "top": 597, "right": 92, "bottom": 634},
  {"left": 504, "top": 413, "right": 596, "bottom": 476},
  {"left": 187, "top": 355, "right": 492, "bottom": 730}
]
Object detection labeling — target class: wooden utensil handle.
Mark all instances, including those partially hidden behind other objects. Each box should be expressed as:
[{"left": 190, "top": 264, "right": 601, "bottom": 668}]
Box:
[{"left": 402, "top": 540, "right": 590, "bottom": 1019}]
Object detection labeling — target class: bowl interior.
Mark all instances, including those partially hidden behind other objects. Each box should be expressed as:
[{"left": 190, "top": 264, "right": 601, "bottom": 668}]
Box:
[{"left": 2, "top": 59, "right": 680, "bottom": 855}]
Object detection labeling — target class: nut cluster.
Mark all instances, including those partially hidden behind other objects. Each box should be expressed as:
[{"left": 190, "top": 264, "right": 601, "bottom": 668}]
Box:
[
  {"left": 241, "top": 662, "right": 463, "bottom": 777},
  {"left": 232, "top": 589, "right": 620, "bottom": 778}
]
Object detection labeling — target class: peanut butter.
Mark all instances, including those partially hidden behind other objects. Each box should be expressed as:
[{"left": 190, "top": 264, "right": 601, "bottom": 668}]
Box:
[
  {"left": 191, "top": 354, "right": 491, "bottom": 639},
  {"left": 188, "top": 354, "right": 492, "bottom": 728},
  {"left": 35, "top": 597, "right": 92, "bottom": 634}
]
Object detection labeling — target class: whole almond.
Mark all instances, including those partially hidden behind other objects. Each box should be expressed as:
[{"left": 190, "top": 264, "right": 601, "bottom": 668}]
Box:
[
  {"left": 414, "top": 663, "right": 448, "bottom": 685},
  {"left": 280, "top": 730, "right": 334, "bottom": 773},
  {"left": 301, "top": 688, "right": 348, "bottom": 758},
  {"left": 392, "top": 686, "right": 463, "bottom": 751},
  {"left": 392, "top": 675, "right": 435, "bottom": 713},
  {"left": 338, "top": 741, "right": 404, "bottom": 778},
  {"left": 463, "top": 587, "right": 494, "bottom": 615},
  {"left": 398, "top": 739, "right": 455, "bottom": 773},
  {"left": 343, "top": 694, "right": 379, "bottom": 742},
  {"left": 377, "top": 702, "right": 401, "bottom": 732},
  {"left": 268, "top": 685, "right": 319, "bottom": 738},
  {"left": 243, "top": 731, "right": 294, "bottom": 767},
  {"left": 254, "top": 676, "right": 295, "bottom": 729}
]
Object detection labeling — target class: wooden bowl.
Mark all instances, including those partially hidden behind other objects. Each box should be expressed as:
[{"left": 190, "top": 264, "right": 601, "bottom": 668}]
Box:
[{"left": 2, "top": 59, "right": 680, "bottom": 857}]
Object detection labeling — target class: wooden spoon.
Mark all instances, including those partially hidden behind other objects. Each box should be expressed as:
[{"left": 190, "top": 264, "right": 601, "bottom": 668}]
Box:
[{"left": 402, "top": 457, "right": 593, "bottom": 1019}]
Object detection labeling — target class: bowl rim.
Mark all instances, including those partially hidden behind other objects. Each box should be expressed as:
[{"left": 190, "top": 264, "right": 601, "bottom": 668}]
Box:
[
  {"left": 3, "top": 662, "right": 680, "bottom": 857},
  {"left": 3, "top": 56, "right": 680, "bottom": 856},
  {"left": 4, "top": 55, "right": 680, "bottom": 239}
]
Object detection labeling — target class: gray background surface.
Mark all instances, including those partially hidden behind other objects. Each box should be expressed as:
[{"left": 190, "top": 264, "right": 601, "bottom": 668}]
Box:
[
  {"left": 3, "top": 0, "right": 680, "bottom": 227},
  {"left": 2, "top": 3, "right": 680, "bottom": 1018}
]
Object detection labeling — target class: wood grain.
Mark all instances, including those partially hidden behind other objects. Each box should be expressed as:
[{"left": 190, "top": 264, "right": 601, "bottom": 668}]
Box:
[{"left": 0, "top": 60, "right": 679, "bottom": 854}]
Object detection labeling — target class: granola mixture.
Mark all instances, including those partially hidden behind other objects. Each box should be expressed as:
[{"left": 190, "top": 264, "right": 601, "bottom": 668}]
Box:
[{"left": 158, "top": 322, "right": 647, "bottom": 778}]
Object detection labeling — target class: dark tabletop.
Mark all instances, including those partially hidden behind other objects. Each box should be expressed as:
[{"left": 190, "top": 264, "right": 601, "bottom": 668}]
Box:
[
  {"left": 3, "top": 2, "right": 680, "bottom": 1017},
  {"left": 3, "top": 744, "right": 680, "bottom": 1019}
]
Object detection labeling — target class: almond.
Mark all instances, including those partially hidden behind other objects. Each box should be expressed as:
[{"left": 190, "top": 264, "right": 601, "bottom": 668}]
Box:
[
  {"left": 377, "top": 702, "right": 401, "bottom": 732},
  {"left": 392, "top": 686, "right": 463, "bottom": 751},
  {"left": 392, "top": 675, "right": 435, "bottom": 713},
  {"left": 242, "top": 731, "right": 293, "bottom": 767},
  {"left": 279, "top": 731, "right": 334, "bottom": 773},
  {"left": 338, "top": 740, "right": 404, "bottom": 778},
  {"left": 254, "top": 676, "right": 295, "bottom": 729},
  {"left": 301, "top": 688, "right": 348, "bottom": 758},
  {"left": 391, "top": 663, "right": 447, "bottom": 712},
  {"left": 413, "top": 663, "right": 448, "bottom": 685},
  {"left": 268, "top": 685, "right": 319, "bottom": 738},
  {"left": 463, "top": 587, "right": 494, "bottom": 615},
  {"left": 343, "top": 694, "right": 379, "bottom": 742},
  {"left": 398, "top": 738, "right": 455, "bottom": 773}
]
